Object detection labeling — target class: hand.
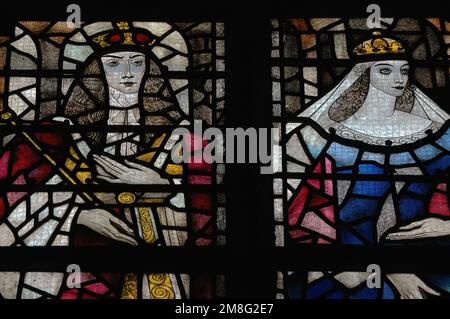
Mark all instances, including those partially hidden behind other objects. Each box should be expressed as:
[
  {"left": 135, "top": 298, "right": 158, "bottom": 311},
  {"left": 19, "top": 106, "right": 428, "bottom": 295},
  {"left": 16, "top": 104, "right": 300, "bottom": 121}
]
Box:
[
  {"left": 386, "top": 273, "right": 440, "bottom": 299},
  {"left": 76, "top": 208, "right": 138, "bottom": 246},
  {"left": 386, "top": 218, "right": 450, "bottom": 241},
  {"left": 93, "top": 154, "right": 169, "bottom": 185}
]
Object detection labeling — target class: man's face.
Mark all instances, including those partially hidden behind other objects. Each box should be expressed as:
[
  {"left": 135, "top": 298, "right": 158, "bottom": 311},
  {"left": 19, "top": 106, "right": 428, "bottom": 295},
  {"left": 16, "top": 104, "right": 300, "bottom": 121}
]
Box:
[{"left": 101, "top": 51, "right": 146, "bottom": 94}]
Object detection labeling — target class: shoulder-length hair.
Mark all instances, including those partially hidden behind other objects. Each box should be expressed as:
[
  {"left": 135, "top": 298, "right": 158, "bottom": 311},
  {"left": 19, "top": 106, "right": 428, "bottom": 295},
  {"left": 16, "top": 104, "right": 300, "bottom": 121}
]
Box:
[{"left": 62, "top": 52, "right": 183, "bottom": 152}]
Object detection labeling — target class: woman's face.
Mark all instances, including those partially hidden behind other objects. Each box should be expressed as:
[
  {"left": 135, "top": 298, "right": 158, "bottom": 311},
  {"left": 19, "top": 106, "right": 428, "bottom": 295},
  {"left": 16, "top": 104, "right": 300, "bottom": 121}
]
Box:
[
  {"left": 370, "top": 60, "right": 409, "bottom": 97},
  {"left": 101, "top": 51, "right": 146, "bottom": 94}
]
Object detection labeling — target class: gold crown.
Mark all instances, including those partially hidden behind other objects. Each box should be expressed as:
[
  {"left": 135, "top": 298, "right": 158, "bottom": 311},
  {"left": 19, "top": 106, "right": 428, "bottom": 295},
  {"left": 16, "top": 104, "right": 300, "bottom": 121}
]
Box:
[
  {"left": 353, "top": 31, "right": 406, "bottom": 56},
  {"left": 92, "top": 22, "right": 156, "bottom": 48}
]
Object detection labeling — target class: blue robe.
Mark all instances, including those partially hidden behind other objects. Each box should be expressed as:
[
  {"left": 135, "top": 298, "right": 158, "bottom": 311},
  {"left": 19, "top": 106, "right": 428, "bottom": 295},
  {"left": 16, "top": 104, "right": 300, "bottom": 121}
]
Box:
[{"left": 287, "top": 120, "right": 450, "bottom": 299}]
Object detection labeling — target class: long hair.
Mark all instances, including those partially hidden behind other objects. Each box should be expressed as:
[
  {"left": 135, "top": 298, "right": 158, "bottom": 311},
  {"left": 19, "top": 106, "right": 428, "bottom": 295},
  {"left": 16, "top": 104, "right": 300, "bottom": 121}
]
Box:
[
  {"left": 63, "top": 53, "right": 184, "bottom": 152},
  {"left": 63, "top": 59, "right": 106, "bottom": 146},
  {"left": 328, "top": 68, "right": 416, "bottom": 122}
]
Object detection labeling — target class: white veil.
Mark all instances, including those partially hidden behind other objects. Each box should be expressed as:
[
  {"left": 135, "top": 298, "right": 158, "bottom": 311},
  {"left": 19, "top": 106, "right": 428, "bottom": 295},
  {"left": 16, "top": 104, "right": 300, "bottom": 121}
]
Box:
[{"left": 298, "top": 62, "right": 450, "bottom": 130}]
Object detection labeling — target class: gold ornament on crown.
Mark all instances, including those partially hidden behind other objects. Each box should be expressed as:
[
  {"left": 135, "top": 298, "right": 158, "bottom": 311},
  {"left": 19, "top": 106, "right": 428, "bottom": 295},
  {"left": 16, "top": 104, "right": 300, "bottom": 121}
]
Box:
[
  {"left": 353, "top": 31, "right": 405, "bottom": 56},
  {"left": 92, "top": 22, "right": 156, "bottom": 48}
]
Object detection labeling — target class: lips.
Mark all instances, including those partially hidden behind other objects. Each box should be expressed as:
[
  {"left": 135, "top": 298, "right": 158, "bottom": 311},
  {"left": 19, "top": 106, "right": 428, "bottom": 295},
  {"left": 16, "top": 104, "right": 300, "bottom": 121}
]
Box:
[
  {"left": 121, "top": 82, "right": 136, "bottom": 87},
  {"left": 392, "top": 86, "right": 405, "bottom": 90}
]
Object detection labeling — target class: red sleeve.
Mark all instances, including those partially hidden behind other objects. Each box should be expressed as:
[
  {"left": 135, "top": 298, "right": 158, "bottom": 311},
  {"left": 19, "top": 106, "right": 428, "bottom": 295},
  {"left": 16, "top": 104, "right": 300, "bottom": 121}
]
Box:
[
  {"left": 288, "top": 154, "right": 337, "bottom": 245},
  {"left": 428, "top": 178, "right": 450, "bottom": 217},
  {"left": 0, "top": 121, "right": 69, "bottom": 221},
  {"left": 184, "top": 132, "right": 216, "bottom": 299},
  {"left": 184, "top": 133, "right": 214, "bottom": 246}
]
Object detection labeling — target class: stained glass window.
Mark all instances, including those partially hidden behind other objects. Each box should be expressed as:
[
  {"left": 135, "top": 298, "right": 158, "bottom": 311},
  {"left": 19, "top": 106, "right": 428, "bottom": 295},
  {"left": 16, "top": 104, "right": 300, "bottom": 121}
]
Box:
[
  {"left": 0, "top": 20, "right": 226, "bottom": 299},
  {"left": 272, "top": 17, "right": 450, "bottom": 299},
  {"left": 2, "top": 1, "right": 450, "bottom": 306}
]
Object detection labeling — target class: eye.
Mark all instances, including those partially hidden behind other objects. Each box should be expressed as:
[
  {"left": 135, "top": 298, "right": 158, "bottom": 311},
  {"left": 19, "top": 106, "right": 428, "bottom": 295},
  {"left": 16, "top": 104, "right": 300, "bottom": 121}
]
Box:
[
  {"left": 106, "top": 59, "right": 119, "bottom": 67},
  {"left": 401, "top": 69, "right": 409, "bottom": 75},
  {"left": 132, "top": 59, "right": 143, "bottom": 66},
  {"left": 378, "top": 68, "right": 392, "bottom": 75}
]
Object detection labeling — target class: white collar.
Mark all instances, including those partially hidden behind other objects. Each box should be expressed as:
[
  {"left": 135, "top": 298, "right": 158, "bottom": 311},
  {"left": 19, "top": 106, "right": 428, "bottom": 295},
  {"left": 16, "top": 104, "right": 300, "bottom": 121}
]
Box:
[{"left": 109, "top": 87, "right": 139, "bottom": 108}]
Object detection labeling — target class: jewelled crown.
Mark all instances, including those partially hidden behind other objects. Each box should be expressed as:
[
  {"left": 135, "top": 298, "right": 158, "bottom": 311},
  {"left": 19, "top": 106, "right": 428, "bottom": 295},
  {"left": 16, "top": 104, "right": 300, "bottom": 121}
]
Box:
[
  {"left": 92, "top": 22, "right": 156, "bottom": 49},
  {"left": 352, "top": 31, "right": 407, "bottom": 60}
]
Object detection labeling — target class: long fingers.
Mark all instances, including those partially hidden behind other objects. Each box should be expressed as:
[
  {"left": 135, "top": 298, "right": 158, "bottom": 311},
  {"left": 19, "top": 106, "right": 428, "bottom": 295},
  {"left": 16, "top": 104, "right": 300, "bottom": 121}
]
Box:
[
  {"left": 99, "top": 155, "right": 129, "bottom": 173},
  {"left": 399, "top": 220, "right": 426, "bottom": 230},
  {"left": 386, "top": 228, "right": 425, "bottom": 240},
  {"left": 109, "top": 215, "right": 134, "bottom": 236},
  {"left": 124, "top": 159, "right": 147, "bottom": 170},
  {"left": 94, "top": 155, "right": 123, "bottom": 177},
  {"left": 102, "top": 227, "right": 138, "bottom": 246},
  {"left": 114, "top": 232, "right": 138, "bottom": 246},
  {"left": 96, "top": 164, "right": 114, "bottom": 178},
  {"left": 419, "top": 282, "right": 441, "bottom": 296}
]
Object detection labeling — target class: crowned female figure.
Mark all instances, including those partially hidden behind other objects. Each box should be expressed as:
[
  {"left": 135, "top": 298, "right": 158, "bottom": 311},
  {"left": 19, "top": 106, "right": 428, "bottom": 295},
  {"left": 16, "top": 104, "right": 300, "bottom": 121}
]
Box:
[{"left": 286, "top": 31, "right": 450, "bottom": 299}]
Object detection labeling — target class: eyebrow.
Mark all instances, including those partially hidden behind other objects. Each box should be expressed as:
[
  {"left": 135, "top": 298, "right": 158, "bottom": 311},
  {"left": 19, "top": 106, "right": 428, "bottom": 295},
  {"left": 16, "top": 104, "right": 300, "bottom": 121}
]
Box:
[
  {"left": 374, "top": 63, "right": 410, "bottom": 68},
  {"left": 102, "top": 55, "right": 124, "bottom": 59},
  {"left": 130, "top": 54, "right": 145, "bottom": 58}
]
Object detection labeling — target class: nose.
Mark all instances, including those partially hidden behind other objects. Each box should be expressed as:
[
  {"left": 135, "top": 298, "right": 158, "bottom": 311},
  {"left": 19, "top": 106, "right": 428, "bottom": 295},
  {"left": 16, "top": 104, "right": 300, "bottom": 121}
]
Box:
[
  {"left": 394, "top": 72, "right": 404, "bottom": 84},
  {"left": 121, "top": 61, "right": 134, "bottom": 79}
]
